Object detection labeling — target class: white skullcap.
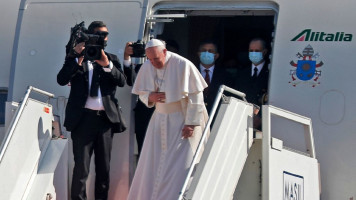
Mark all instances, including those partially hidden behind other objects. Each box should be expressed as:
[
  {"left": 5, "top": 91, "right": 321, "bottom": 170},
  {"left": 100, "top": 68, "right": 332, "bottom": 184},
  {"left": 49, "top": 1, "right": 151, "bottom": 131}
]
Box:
[{"left": 145, "top": 39, "right": 165, "bottom": 49}]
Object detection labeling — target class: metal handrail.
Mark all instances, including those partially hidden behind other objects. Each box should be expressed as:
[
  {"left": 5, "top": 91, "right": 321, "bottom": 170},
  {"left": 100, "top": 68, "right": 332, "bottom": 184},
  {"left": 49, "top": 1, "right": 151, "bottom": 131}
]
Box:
[
  {"left": 261, "top": 105, "right": 316, "bottom": 199},
  {"left": 0, "top": 86, "right": 54, "bottom": 163},
  {"left": 262, "top": 105, "right": 316, "bottom": 158},
  {"left": 178, "top": 85, "right": 246, "bottom": 200}
]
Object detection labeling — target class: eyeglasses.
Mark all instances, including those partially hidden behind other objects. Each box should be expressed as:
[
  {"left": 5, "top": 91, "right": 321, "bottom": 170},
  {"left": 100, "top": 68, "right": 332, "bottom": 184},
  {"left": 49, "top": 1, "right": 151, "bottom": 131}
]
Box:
[{"left": 94, "top": 31, "right": 109, "bottom": 37}]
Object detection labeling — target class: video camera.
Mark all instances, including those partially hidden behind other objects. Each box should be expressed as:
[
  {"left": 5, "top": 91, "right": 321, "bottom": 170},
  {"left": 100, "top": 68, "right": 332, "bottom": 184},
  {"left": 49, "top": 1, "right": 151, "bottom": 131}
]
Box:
[
  {"left": 67, "top": 21, "right": 107, "bottom": 60},
  {"left": 129, "top": 40, "right": 146, "bottom": 57}
]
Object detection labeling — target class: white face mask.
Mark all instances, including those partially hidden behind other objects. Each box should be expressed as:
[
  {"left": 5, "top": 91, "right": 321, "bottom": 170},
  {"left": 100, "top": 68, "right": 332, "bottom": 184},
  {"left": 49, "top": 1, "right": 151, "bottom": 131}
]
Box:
[{"left": 249, "top": 52, "right": 263, "bottom": 64}]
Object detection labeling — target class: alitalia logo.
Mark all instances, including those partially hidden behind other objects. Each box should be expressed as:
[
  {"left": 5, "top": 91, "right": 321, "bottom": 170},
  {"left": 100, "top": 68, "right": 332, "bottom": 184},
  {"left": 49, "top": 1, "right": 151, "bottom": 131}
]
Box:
[{"left": 291, "top": 29, "right": 353, "bottom": 42}]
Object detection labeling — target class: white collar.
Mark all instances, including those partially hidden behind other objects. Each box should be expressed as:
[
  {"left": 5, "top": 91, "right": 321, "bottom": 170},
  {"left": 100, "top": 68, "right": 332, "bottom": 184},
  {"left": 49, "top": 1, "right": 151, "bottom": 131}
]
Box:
[
  {"left": 251, "top": 61, "right": 265, "bottom": 76},
  {"left": 200, "top": 64, "right": 215, "bottom": 73}
]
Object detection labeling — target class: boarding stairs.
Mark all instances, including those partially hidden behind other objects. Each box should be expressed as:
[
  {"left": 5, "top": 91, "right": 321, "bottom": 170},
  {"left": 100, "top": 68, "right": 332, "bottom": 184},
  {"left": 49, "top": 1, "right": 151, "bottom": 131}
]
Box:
[
  {"left": 179, "top": 85, "right": 320, "bottom": 200},
  {"left": 0, "top": 86, "right": 68, "bottom": 200}
]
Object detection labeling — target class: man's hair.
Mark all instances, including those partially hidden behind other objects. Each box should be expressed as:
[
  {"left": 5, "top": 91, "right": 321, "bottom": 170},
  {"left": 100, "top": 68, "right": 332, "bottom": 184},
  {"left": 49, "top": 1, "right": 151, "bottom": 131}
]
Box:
[
  {"left": 165, "top": 39, "right": 180, "bottom": 53},
  {"left": 198, "top": 40, "right": 219, "bottom": 53},
  {"left": 88, "top": 21, "right": 107, "bottom": 33},
  {"left": 249, "top": 38, "right": 267, "bottom": 50}
]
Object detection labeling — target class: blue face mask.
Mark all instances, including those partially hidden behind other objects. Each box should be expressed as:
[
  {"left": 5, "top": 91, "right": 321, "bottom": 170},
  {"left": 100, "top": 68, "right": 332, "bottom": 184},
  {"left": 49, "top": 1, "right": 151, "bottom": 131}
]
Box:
[
  {"left": 200, "top": 51, "right": 215, "bottom": 65},
  {"left": 249, "top": 52, "right": 263, "bottom": 64}
]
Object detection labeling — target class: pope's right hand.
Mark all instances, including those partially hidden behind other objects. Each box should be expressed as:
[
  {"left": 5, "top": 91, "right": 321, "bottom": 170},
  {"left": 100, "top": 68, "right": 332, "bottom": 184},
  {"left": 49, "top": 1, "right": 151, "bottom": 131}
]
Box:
[{"left": 149, "top": 92, "right": 166, "bottom": 103}]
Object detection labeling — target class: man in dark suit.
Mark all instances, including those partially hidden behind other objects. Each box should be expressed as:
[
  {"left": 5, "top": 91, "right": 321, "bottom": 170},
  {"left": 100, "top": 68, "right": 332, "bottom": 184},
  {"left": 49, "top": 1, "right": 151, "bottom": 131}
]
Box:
[
  {"left": 122, "top": 41, "right": 154, "bottom": 157},
  {"left": 234, "top": 38, "right": 269, "bottom": 130},
  {"left": 197, "top": 40, "right": 233, "bottom": 114},
  {"left": 57, "top": 21, "right": 126, "bottom": 200}
]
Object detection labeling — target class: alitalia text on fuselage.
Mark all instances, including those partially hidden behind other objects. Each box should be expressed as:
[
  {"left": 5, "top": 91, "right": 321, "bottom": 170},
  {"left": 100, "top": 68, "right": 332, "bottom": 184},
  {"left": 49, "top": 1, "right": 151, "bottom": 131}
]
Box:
[{"left": 292, "top": 29, "right": 353, "bottom": 42}]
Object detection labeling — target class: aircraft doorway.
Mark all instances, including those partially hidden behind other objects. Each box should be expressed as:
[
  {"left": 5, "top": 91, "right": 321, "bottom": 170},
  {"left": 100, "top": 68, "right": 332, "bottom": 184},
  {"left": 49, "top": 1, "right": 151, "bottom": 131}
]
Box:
[
  {"left": 150, "top": 7, "right": 277, "bottom": 198},
  {"left": 154, "top": 10, "right": 276, "bottom": 76}
]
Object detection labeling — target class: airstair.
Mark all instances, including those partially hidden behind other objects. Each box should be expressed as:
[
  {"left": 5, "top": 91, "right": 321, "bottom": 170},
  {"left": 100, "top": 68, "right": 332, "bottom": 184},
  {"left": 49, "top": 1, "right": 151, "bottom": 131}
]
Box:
[
  {"left": 179, "top": 86, "right": 320, "bottom": 200},
  {"left": 0, "top": 86, "right": 68, "bottom": 200},
  {"left": 0, "top": 85, "right": 320, "bottom": 199}
]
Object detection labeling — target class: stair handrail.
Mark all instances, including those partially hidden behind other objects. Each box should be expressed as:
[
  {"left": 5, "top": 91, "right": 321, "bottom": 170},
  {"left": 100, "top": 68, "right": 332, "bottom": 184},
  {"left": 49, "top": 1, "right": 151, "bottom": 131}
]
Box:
[
  {"left": 0, "top": 86, "right": 54, "bottom": 163},
  {"left": 178, "top": 85, "right": 247, "bottom": 200}
]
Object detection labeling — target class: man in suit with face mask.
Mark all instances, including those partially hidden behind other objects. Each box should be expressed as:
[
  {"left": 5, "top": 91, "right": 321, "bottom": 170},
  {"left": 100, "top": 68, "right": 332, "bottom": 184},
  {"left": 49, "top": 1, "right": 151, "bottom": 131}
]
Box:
[
  {"left": 234, "top": 38, "right": 269, "bottom": 130},
  {"left": 197, "top": 40, "right": 233, "bottom": 114}
]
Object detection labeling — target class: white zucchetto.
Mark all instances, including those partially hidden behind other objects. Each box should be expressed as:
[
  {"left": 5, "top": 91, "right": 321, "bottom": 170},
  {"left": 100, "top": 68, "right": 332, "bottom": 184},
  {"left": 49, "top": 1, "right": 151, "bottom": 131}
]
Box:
[{"left": 145, "top": 39, "right": 165, "bottom": 49}]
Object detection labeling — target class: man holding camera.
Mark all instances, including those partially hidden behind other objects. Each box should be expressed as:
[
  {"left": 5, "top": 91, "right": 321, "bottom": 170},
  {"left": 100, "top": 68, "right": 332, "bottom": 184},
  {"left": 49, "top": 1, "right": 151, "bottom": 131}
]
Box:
[
  {"left": 123, "top": 41, "right": 154, "bottom": 158},
  {"left": 57, "top": 21, "right": 126, "bottom": 200}
]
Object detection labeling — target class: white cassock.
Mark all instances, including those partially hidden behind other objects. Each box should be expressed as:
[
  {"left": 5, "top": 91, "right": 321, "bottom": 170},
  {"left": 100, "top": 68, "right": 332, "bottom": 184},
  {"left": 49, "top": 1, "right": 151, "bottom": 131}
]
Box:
[{"left": 128, "top": 51, "right": 208, "bottom": 200}]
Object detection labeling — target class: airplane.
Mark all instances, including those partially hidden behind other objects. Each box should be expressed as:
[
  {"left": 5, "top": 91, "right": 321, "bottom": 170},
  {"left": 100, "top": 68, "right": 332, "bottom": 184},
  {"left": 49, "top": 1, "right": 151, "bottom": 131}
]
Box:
[{"left": 0, "top": 0, "right": 355, "bottom": 199}]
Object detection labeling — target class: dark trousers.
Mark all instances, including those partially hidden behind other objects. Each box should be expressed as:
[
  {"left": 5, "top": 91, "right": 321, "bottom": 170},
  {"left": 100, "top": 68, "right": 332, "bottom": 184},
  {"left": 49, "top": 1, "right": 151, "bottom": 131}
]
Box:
[
  {"left": 71, "top": 109, "right": 113, "bottom": 200},
  {"left": 134, "top": 100, "right": 154, "bottom": 157}
]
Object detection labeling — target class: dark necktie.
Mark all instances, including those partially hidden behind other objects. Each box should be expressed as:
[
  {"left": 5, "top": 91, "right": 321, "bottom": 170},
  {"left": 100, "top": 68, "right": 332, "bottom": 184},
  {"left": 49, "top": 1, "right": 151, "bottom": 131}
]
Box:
[
  {"left": 252, "top": 67, "right": 258, "bottom": 79},
  {"left": 90, "top": 63, "right": 100, "bottom": 97},
  {"left": 204, "top": 69, "right": 210, "bottom": 96},
  {"left": 204, "top": 69, "right": 211, "bottom": 85}
]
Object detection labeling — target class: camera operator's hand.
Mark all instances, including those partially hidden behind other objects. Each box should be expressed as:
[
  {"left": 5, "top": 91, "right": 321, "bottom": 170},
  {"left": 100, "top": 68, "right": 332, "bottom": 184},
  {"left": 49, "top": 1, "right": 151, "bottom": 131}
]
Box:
[
  {"left": 124, "top": 42, "right": 133, "bottom": 60},
  {"left": 71, "top": 42, "right": 85, "bottom": 66},
  {"left": 95, "top": 50, "right": 110, "bottom": 67},
  {"left": 67, "top": 42, "right": 85, "bottom": 60},
  {"left": 77, "top": 56, "right": 84, "bottom": 66},
  {"left": 74, "top": 42, "right": 85, "bottom": 55}
]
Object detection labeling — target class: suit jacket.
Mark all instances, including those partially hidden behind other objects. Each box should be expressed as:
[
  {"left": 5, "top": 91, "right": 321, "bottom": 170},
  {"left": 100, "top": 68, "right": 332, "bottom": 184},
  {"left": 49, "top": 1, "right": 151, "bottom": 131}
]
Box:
[
  {"left": 57, "top": 52, "right": 127, "bottom": 133},
  {"left": 124, "top": 63, "right": 154, "bottom": 133},
  {"left": 234, "top": 61, "right": 269, "bottom": 108},
  {"left": 200, "top": 64, "right": 233, "bottom": 113}
]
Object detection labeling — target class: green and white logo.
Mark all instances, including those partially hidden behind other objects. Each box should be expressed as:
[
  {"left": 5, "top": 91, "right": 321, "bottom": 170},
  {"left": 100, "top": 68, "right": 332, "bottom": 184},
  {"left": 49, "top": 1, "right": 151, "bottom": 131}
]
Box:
[{"left": 292, "top": 29, "right": 352, "bottom": 42}]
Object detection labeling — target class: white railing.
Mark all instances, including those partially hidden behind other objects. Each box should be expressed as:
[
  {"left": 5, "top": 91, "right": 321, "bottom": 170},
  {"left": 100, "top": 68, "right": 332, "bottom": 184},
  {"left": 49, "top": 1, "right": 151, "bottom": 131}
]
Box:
[
  {"left": 0, "top": 86, "right": 54, "bottom": 162},
  {"left": 178, "top": 85, "right": 249, "bottom": 200}
]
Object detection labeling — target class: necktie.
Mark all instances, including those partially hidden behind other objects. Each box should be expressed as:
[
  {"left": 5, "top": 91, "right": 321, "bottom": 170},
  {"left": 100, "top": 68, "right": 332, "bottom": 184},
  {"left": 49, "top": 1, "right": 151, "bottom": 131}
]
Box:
[
  {"left": 204, "top": 69, "right": 211, "bottom": 85},
  {"left": 90, "top": 63, "right": 100, "bottom": 97},
  {"left": 252, "top": 67, "right": 258, "bottom": 79},
  {"left": 203, "top": 69, "right": 210, "bottom": 96}
]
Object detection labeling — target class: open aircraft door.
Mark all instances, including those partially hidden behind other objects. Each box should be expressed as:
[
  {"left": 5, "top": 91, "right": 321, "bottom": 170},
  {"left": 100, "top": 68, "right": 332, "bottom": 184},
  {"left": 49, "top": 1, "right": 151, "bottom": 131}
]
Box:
[{"left": 147, "top": 1, "right": 279, "bottom": 61}]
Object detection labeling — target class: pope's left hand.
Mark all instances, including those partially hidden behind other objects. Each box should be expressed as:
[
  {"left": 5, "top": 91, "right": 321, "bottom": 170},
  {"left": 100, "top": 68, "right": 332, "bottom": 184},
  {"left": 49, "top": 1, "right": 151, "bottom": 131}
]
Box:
[
  {"left": 95, "top": 50, "right": 110, "bottom": 67},
  {"left": 182, "top": 125, "right": 196, "bottom": 138}
]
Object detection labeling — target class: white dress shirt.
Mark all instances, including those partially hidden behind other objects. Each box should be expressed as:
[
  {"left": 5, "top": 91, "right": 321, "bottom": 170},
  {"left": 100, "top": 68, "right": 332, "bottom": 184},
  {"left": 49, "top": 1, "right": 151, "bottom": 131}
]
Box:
[
  {"left": 251, "top": 61, "right": 265, "bottom": 77},
  {"left": 200, "top": 64, "right": 215, "bottom": 83},
  {"left": 123, "top": 57, "right": 132, "bottom": 67},
  {"left": 84, "top": 60, "right": 113, "bottom": 110}
]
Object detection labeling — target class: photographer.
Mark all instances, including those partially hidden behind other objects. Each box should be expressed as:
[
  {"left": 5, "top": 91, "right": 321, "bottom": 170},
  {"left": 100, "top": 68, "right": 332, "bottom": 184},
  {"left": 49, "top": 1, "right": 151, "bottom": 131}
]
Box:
[
  {"left": 123, "top": 41, "right": 154, "bottom": 158},
  {"left": 57, "top": 21, "right": 126, "bottom": 200}
]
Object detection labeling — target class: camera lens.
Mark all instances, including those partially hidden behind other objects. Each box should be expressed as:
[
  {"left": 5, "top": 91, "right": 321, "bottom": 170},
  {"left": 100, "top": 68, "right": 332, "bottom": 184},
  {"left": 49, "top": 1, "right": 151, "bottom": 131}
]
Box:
[
  {"left": 87, "top": 47, "right": 97, "bottom": 57},
  {"left": 85, "top": 45, "right": 101, "bottom": 60}
]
